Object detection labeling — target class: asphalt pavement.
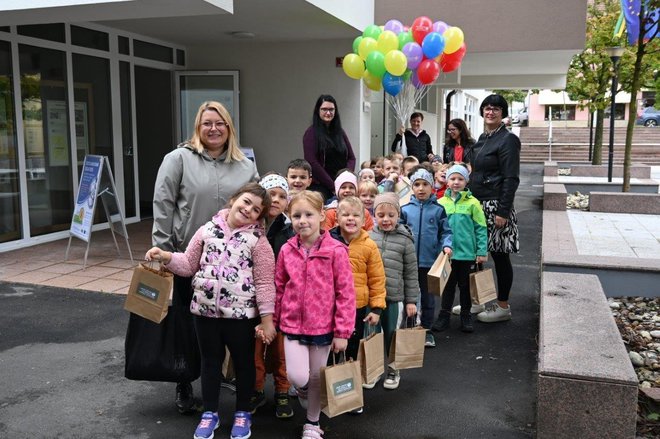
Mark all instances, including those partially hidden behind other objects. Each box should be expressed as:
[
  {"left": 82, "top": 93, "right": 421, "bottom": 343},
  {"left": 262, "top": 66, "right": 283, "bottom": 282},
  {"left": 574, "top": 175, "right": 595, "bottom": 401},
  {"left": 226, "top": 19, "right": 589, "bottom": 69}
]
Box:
[{"left": 0, "top": 164, "right": 544, "bottom": 439}]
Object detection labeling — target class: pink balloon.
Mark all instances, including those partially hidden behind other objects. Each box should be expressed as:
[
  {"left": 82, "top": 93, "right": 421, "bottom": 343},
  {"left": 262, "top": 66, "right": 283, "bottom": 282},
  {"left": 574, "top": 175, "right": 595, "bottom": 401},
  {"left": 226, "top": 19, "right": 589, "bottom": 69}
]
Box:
[
  {"left": 432, "top": 21, "right": 449, "bottom": 35},
  {"left": 402, "top": 42, "right": 424, "bottom": 70}
]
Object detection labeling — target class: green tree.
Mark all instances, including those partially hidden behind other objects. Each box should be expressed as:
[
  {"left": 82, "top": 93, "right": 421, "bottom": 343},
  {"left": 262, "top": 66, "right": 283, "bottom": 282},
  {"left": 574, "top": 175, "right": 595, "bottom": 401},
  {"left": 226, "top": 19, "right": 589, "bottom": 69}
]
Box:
[{"left": 491, "top": 89, "right": 529, "bottom": 114}]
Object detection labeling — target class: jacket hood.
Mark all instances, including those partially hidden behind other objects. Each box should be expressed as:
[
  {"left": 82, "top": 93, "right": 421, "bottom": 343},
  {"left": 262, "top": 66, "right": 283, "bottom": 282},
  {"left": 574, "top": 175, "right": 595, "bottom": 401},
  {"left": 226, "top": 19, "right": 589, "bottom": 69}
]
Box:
[
  {"left": 329, "top": 227, "right": 368, "bottom": 246},
  {"left": 442, "top": 189, "right": 474, "bottom": 201},
  {"left": 373, "top": 223, "right": 414, "bottom": 242},
  {"left": 408, "top": 193, "right": 438, "bottom": 206}
]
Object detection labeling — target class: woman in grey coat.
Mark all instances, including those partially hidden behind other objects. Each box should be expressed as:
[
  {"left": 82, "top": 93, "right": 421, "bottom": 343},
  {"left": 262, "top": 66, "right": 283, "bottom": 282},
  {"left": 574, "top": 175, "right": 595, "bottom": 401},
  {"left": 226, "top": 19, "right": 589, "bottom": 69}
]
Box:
[{"left": 152, "top": 101, "right": 258, "bottom": 414}]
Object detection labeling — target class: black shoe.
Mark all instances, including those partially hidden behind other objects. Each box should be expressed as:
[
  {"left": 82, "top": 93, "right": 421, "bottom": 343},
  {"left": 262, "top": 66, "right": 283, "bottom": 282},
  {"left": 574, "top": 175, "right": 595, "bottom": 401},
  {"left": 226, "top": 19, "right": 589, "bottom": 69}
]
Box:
[
  {"left": 221, "top": 376, "right": 237, "bottom": 393},
  {"left": 431, "top": 311, "right": 451, "bottom": 332},
  {"left": 249, "top": 390, "right": 266, "bottom": 414},
  {"left": 460, "top": 313, "right": 474, "bottom": 333},
  {"left": 175, "top": 382, "right": 195, "bottom": 414},
  {"left": 274, "top": 392, "right": 294, "bottom": 419}
]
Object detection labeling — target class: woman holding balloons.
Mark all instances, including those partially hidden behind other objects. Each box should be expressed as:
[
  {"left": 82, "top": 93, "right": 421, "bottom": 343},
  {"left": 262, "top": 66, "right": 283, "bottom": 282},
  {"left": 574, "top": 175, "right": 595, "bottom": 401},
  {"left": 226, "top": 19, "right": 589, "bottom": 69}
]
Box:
[
  {"left": 391, "top": 112, "right": 434, "bottom": 164},
  {"left": 303, "top": 95, "right": 356, "bottom": 201}
]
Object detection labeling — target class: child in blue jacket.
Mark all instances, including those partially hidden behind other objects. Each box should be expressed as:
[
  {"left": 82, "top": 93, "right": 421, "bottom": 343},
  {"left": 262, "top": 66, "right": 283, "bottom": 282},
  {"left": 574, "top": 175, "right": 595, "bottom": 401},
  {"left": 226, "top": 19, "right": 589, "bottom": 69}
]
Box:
[{"left": 400, "top": 166, "right": 452, "bottom": 348}]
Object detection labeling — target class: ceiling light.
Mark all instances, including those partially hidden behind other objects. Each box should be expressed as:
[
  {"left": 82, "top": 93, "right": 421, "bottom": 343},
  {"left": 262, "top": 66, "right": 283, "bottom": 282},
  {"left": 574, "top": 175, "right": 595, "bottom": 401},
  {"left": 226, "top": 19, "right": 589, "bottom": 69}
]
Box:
[{"left": 230, "top": 31, "right": 255, "bottom": 39}]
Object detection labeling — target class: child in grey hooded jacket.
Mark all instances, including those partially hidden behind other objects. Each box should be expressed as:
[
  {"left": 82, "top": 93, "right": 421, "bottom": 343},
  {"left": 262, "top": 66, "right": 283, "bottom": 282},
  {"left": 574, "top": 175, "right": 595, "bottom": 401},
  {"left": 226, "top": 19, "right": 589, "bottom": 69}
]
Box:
[{"left": 369, "top": 192, "right": 420, "bottom": 390}]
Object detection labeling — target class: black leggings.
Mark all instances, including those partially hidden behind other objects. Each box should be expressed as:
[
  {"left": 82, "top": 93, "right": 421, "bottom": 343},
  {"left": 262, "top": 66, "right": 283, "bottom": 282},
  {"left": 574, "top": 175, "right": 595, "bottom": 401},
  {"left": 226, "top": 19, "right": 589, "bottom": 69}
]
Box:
[
  {"left": 440, "top": 260, "right": 472, "bottom": 313},
  {"left": 194, "top": 316, "right": 258, "bottom": 412},
  {"left": 491, "top": 251, "right": 513, "bottom": 302}
]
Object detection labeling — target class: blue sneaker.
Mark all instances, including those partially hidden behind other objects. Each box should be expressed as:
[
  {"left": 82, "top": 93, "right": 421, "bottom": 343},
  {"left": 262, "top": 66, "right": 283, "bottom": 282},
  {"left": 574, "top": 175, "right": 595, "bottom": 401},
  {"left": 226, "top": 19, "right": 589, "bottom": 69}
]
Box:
[
  {"left": 194, "top": 411, "right": 219, "bottom": 439},
  {"left": 230, "top": 411, "right": 252, "bottom": 439}
]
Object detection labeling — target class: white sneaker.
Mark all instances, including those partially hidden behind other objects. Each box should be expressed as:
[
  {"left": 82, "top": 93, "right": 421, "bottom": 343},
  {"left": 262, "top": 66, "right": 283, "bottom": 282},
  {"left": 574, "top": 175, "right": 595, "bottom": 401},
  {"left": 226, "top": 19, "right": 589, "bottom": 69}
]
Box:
[
  {"left": 477, "top": 304, "right": 512, "bottom": 323},
  {"left": 362, "top": 374, "right": 381, "bottom": 389},
  {"left": 302, "top": 423, "right": 324, "bottom": 439},
  {"left": 452, "top": 304, "right": 486, "bottom": 315},
  {"left": 383, "top": 369, "right": 400, "bottom": 390}
]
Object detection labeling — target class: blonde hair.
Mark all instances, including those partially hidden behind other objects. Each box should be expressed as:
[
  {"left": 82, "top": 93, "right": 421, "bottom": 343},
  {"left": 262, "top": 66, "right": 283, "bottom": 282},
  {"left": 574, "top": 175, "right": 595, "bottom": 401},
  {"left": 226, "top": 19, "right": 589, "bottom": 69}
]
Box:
[
  {"left": 288, "top": 190, "right": 324, "bottom": 214},
  {"left": 337, "top": 196, "right": 365, "bottom": 219},
  {"left": 358, "top": 180, "right": 378, "bottom": 196},
  {"left": 187, "top": 101, "right": 245, "bottom": 163}
]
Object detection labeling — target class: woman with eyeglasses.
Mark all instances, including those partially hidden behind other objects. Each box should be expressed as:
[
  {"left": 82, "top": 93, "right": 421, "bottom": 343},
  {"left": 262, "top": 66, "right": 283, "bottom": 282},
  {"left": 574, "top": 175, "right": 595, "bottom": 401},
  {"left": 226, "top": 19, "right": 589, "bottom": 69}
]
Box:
[
  {"left": 303, "top": 94, "right": 356, "bottom": 200},
  {"left": 151, "top": 101, "right": 258, "bottom": 416},
  {"left": 443, "top": 118, "right": 475, "bottom": 165},
  {"left": 458, "top": 94, "right": 520, "bottom": 324}
]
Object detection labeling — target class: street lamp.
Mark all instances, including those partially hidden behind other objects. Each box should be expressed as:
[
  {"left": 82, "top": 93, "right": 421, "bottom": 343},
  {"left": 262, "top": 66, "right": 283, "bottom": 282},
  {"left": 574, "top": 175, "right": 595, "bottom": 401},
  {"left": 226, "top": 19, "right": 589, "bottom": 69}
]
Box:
[{"left": 605, "top": 46, "right": 625, "bottom": 182}]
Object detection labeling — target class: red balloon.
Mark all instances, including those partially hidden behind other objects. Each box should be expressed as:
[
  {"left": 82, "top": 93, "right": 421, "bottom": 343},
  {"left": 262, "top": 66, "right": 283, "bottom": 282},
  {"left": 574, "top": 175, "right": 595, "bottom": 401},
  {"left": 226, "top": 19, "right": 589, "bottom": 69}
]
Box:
[
  {"left": 411, "top": 16, "right": 433, "bottom": 44},
  {"left": 440, "top": 57, "right": 461, "bottom": 73},
  {"left": 440, "top": 42, "right": 467, "bottom": 64},
  {"left": 417, "top": 59, "right": 440, "bottom": 84}
]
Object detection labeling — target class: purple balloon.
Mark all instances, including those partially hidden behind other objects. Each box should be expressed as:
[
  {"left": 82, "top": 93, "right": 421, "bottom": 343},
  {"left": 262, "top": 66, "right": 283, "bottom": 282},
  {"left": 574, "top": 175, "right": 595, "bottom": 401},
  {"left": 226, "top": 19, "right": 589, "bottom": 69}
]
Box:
[
  {"left": 432, "top": 21, "right": 449, "bottom": 35},
  {"left": 384, "top": 19, "right": 404, "bottom": 34},
  {"left": 402, "top": 42, "right": 424, "bottom": 70},
  {"left": 411, "top": 70, "right": 423, "bottom": 88}
]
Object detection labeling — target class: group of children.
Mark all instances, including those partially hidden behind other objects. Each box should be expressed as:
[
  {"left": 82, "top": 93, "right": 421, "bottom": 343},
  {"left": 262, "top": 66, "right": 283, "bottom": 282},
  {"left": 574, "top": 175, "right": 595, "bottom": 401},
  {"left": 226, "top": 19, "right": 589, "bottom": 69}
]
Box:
[{"left": 145, "top": 154, "right": 488, "bottom": 439}]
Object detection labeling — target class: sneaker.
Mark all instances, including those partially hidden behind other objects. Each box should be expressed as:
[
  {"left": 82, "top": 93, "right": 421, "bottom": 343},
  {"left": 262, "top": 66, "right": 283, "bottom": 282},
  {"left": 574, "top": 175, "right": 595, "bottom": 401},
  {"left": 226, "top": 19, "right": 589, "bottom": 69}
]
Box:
[
  {"left": 193, "top": 411, "right": 219, "bottom": 439},
  {"left": 424, "top": 331, "right": 436, "bottom": 348},
  {"left": 431, "top": 311, "right": 451, "bottom": 332},
  {"left": 460, "top": 313, "right": 474, "bottom": 333},
  {"left": 302, "top": 423, "right": 324, "bottom": 439},
  {"left": 295, "top": 385, "right": 308, "bottom": 409},
  {"left": 349, "top": 406, "right": 364, "bottom": 415},
  {"left": 221, "top": 377, "right": 237, "bottom": 393},
  {"left": 452, "top": 304, "right": 486, "bottom": 315},
  {"left": 176, "top": 382, "right": 195, "bottom": 414},
  {"left": 477, "top": 304, "right": 512, "bottom": 323},
  {"left": 249, "top": 390, "right": 266, "bottom": 414},
  {"left": 274, "top": 392, "right": 294, "bottom": 419},
  {"left": 230, "top": 411, "right": 251, "bottom": 439},
  {"left": 362, "top": 374, "right": 381, "bottom": 389},
  {"left": 383, "top": 368, "right": 400, "bottom": 390}
]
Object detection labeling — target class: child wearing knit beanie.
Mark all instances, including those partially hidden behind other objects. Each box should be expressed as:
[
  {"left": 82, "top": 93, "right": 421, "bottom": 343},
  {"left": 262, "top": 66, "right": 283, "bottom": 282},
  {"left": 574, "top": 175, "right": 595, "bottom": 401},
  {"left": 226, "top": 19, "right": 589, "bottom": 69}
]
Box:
[
  {"left": 369, "top": 192, "right": 420, "bottom": 390},
  {"left": 322, "top": 170, "right": 374, "bottom": 231}
]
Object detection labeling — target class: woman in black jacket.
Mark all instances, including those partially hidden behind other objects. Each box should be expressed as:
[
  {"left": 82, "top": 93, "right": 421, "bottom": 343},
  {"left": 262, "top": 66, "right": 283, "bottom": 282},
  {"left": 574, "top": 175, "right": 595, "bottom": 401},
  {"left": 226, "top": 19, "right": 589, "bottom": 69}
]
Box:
[
  {"left": 391, "top": 112, "right": 434, "bottom": 164},
  {"left": 466, "top": 94, "right": 520, "bottom": 323},
  {"left": 443, "top": 118, "right": 475, "bottom": 165}
]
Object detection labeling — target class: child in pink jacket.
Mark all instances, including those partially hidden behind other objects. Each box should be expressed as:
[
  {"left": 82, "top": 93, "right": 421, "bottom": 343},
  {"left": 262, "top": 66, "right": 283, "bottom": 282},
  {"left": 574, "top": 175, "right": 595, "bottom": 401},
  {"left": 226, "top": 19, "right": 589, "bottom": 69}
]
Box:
[{"left": 274, "top": 190, "right": 356, "bottom": 439}]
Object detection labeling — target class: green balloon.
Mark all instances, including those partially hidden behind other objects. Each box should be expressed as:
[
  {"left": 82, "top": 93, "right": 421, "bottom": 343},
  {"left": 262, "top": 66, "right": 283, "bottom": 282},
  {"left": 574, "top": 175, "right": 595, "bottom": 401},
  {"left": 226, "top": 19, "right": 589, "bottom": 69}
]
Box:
[
  {"left": 353, "top": 36, "right": 363, "bottom": 54},
  {"left": 366, "top": 51, "right": 386, "bottom": 78},
  {"left": 398, "top": 30, "right": 413, "bottom": 50},
  {"left": 363, "top": 24, "right": 382, "bottom": 40},
  {"left": 402, "top": 69, "right": 413, "bottom": 82}
]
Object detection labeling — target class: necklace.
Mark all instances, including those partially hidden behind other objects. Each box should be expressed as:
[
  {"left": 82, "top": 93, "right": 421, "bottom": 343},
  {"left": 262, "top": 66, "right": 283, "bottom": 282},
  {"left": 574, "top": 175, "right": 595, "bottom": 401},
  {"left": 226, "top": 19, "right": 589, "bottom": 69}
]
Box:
[{"left": 484, "top": 123, "right": 505, "bottom": 138}]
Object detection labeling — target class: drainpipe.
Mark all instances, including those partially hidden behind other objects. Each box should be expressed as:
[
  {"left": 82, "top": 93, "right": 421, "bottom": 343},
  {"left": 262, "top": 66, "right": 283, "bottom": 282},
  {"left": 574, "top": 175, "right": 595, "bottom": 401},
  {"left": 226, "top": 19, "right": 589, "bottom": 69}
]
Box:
[{"left": 445, "top": 90, "right": 457, "bottom": 129}]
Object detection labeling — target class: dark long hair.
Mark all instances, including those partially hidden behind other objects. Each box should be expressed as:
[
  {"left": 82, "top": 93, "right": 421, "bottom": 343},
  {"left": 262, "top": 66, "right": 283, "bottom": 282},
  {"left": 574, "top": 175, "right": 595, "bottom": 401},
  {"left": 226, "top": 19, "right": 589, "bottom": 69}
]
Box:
[
  {"left": 312, "top": 94, "right": 347, "bottom": 155},
  {"left": 445, "top": 118, "right": 474, "bottom": 148}
]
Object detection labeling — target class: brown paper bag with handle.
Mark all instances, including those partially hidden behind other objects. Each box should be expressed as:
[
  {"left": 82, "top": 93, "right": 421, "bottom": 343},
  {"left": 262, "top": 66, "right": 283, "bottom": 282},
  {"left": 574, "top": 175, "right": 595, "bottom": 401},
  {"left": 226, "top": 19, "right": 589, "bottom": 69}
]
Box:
[
  {"left": 388, "top": 319, "right": 426, "bottom": 370},
  {"left": 124, "top": 262, "right": 172, "bottom": 323},
  {"left": 470, "top": 265, "right": 497, "bottom": 305},
  {"left": 358, "top": 328, "right": 385, "bottom": 385},
  {"left": 320, "top": 354, "right": 364, "bottom": 417},
  {"left": 427, "top": 252, "right": 452, "bottom": 296}
]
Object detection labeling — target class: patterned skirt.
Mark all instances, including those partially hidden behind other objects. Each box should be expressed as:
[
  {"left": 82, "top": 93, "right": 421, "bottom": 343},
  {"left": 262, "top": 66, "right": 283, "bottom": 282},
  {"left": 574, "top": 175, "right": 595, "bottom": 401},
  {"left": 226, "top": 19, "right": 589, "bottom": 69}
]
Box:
[{"left": 481, "top": 200, "right": 520, "bottom": 253}]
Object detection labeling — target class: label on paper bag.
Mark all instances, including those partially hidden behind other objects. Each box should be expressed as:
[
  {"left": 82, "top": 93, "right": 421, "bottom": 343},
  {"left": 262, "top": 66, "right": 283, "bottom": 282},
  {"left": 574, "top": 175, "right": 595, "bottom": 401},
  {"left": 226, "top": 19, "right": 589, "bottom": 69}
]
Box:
[
  {"left": 442, "top": 267, "right": 450, "bottom": 279},
  {"left": 136, "top": 282, "right": 160, "bottom": 301},
  {"left": 333, "top": 378, "right": 354, "bottom": 396}
]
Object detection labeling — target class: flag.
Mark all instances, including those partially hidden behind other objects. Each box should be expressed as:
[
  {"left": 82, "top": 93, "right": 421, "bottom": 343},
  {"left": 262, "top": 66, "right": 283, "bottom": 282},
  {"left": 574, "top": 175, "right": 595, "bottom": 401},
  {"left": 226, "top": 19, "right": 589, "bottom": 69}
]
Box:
[{"left": 619, "top": 0, "right": 658, "bottom": 45}]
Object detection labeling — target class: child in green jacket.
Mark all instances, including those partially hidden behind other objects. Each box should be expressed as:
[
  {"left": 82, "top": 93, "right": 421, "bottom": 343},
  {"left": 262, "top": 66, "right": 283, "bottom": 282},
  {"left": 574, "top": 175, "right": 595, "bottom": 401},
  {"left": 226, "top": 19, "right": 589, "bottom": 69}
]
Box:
[{"left": 433, "top": 164, "right": 488, "bottom": 333}]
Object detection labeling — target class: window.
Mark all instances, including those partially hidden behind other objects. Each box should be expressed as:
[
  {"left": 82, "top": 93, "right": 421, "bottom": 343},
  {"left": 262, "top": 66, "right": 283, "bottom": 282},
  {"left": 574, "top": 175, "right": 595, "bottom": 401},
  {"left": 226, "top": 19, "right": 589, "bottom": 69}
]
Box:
[
  {"left": 71, "top": 25, "right": 109, "bottom": 51},
  {"left": 545, "top": 105, "right": 576, "bottom": 121},
  {"left": 133, "top": 39, "right": 173, "bottom": 63},
  {"left": 17, "top": 24, "right": 65, "bottom": 43},
  {"left": 118, "top": 36, "right": 130, "bottom": 55}
]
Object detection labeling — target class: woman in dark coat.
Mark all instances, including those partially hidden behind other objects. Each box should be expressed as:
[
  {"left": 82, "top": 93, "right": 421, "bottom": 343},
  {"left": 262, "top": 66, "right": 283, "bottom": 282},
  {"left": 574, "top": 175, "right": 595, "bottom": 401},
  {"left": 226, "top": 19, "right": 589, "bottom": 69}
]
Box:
[{"left": 302, "top": 95, "right": 356, "bottom": 200}]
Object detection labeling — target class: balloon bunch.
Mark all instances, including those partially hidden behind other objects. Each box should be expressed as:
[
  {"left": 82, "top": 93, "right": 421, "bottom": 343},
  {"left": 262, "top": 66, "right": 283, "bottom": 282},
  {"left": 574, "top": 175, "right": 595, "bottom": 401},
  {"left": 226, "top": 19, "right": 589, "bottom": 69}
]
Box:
[{"left": 342, "top": 17, "right": 467, "bottom": 96}]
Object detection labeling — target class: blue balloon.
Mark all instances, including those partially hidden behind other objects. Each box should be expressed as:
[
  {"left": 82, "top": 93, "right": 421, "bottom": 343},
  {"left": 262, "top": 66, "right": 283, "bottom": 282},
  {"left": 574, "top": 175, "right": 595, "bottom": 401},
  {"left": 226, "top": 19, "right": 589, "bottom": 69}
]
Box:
[
  {"left": 422, "top": 32, "right": 445, "bottom": 59},
  {"left": 382, "top": 72, "right": 404, "bottom": 96}
]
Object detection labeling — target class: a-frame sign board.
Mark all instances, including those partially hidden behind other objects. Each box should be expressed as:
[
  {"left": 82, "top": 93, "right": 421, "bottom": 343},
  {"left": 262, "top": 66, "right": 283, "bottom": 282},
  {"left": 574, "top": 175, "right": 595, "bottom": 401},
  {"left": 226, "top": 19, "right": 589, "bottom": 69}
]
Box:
[{"left": 65, "top": 155, "right": 134, "bottom": 269}]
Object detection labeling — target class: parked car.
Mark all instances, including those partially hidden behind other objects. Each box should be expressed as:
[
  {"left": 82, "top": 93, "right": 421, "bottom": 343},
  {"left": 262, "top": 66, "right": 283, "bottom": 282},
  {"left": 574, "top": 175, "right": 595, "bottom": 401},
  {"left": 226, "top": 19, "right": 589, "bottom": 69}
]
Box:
[
  {"left": 636, "top": 106, "right": 660, "bottom": 127},
  {"left": 512, "top": 108, "right": 528, "bottom": 126}
]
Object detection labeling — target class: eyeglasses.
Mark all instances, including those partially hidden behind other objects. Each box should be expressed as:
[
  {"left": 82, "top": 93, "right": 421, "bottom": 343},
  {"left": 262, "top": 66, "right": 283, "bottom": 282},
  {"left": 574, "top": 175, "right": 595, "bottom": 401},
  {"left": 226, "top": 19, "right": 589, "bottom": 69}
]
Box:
[
  {"left": 201, "top": 121, "right": 228, "bottom": 129},
  {"left": 447, "top": 128, "right": 458, "bottom": 133},
  {"left": 320, "top": 108, "right": 335, "bottom": 114},
  {"left": 483, "top": 106, "right": 502, "bottom": 114}
]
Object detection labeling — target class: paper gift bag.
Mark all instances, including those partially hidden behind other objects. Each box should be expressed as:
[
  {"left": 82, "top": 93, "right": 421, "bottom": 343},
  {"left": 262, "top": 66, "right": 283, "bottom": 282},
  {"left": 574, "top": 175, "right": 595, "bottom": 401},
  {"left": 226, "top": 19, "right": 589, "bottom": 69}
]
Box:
[
  {"left": 124, "top": 262, "right": 173, "bottom": 323},
  {"left": 470, "top": 267, "right": 497, "bottom": 305},
  {"left": 388, "top": 325, "right": 426, "bottom": 370},
  {"left": 358, "top": 331, "right": 385, "bottom": 385},
  {"left": 427, "top": 252, "right": 452, "bottom": 296},
  {"left": 394, "top": 178, "right": 413, "bottom": 206},
  {"left": 320, "top": 357, "right": 364, "bottom": 417}
]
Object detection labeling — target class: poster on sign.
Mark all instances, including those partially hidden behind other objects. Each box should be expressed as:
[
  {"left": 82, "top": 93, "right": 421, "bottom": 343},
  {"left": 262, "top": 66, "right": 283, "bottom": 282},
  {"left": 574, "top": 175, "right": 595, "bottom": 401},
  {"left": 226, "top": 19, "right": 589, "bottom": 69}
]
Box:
[{"left": 70, "top": 155, "right": 103, "bottom": 241}]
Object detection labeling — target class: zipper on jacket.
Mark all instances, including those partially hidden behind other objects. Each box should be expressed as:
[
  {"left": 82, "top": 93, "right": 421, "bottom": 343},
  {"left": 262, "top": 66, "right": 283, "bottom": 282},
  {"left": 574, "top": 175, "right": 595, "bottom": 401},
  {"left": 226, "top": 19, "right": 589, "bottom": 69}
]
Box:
[{"left": 416, "top": 203, "right": 423, "bottom": 260}]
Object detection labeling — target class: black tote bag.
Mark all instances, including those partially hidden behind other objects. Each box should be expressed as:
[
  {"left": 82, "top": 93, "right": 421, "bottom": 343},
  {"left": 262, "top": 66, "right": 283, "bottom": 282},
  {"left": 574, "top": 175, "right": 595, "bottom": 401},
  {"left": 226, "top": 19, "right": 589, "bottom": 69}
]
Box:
[{"left": 124, "top": 275, "right": 200, "bottom": 382}]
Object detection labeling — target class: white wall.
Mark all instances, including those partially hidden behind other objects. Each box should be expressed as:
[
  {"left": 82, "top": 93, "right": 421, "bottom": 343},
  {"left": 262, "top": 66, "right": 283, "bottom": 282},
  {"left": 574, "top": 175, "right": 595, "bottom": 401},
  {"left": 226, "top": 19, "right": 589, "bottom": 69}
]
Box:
[{"left": 186, "top": 39, "right": 363, "bottom": 175}]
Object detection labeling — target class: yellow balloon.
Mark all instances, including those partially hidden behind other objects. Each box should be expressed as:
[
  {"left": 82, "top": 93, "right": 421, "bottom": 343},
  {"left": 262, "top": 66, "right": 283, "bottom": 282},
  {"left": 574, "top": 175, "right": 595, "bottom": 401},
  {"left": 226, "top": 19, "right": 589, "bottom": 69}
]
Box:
[
  {"left": 377, "top": 30, "right": 399, "bottom": 54},
  {"left": 342, "top": 53, "right": 365, "bottom": 80},
  {"left": 362, "top": 70, "right": 382, "bottom": 91},
  {"left": 358, "top": 37, "right": 378, "bottom": 60},
  {"left": 384, "top": 50, "right": 407, "bottom": 76},
  {"left": 443, "top": 27, "right": 465, "bottom": 54}
]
